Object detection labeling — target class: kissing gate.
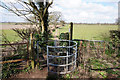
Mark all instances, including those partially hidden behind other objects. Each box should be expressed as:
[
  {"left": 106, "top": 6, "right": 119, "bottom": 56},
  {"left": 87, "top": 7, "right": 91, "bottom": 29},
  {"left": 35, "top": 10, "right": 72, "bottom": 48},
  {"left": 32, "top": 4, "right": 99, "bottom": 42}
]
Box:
[{"left": 47, "top": 40, "right": 77, "bottom": 74}]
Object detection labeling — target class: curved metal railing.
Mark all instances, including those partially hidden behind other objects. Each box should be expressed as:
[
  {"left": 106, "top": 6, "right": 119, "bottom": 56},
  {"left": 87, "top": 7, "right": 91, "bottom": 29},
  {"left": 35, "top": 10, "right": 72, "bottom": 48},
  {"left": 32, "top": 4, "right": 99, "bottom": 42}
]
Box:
[{"left": 47, "top": 40, "right": 77, "bottom": 74}]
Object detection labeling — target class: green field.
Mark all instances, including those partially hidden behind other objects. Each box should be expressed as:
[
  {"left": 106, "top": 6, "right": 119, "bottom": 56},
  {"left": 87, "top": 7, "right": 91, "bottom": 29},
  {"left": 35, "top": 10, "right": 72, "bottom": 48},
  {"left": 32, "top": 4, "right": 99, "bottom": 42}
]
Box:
[
  {"left": 57, "top": 24, "right": 118, "bottom": 41},
  {"left": 2, "top": 30, "right": 21, "bottom": 43},
  {"left": 1, "top": 24, "right": 118, "bottom": 43}
]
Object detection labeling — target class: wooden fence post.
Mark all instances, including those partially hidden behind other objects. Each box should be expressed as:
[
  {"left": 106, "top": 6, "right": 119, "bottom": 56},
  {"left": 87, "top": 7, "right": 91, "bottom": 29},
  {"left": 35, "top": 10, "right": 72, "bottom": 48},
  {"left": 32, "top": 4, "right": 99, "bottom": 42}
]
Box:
[
  {"left": 27, "top": 42, "right": 29, "bottom": 67},
  {"left": 69, "top": 22, "right": 73, "bottom": 40},
  {"left": 104, "top": 42, "right": 106, "bottom": 55},
  {"left": 79, "top": 41, "right": 83, "bottom": 63},
  {"left": 29, "top": 33, "right": 34, "bottom": 69}
]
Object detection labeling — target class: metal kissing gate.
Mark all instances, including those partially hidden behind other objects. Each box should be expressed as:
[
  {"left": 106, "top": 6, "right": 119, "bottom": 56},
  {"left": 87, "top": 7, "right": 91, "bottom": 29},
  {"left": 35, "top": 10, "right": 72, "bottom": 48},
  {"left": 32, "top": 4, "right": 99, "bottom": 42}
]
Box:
[{"left": 47, "top": 40, "right": 77, "bottom": 74}]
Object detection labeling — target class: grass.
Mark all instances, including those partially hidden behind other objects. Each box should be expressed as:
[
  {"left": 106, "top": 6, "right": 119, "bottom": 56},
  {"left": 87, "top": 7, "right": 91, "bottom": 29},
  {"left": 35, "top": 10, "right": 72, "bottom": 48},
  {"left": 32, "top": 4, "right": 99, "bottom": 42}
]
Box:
[
  {"left": 57, "top": 24, "right": 118, "bottom": 40},
  {"left": 2, "top": 30, "right": 21, "bottom": 43},
  {"left": 1, "top": 24, "right": 118, "bottom": 43},
  {"left": 1, "top": 24, "right": 119, "bottom": 79}
]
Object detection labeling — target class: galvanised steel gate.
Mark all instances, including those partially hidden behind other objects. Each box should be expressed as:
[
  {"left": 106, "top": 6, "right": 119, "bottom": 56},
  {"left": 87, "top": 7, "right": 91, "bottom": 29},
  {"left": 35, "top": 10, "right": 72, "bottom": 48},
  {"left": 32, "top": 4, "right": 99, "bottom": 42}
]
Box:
[{"left": 47, "top": 40, "right": 77, "bottom": 74}]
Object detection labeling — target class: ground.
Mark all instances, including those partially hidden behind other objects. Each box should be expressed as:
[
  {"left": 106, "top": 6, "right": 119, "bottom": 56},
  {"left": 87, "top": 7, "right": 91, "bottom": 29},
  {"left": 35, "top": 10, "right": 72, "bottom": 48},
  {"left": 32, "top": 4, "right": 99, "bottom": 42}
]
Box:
[
  {"left": 1, "top": 23, "right": 120, "bottom": 79},
  {"left": 11, "top": 67, "right": 48, "bottom": 78},
  {"left": 1, "top": 24, "right": 118, "bottom": 43}
]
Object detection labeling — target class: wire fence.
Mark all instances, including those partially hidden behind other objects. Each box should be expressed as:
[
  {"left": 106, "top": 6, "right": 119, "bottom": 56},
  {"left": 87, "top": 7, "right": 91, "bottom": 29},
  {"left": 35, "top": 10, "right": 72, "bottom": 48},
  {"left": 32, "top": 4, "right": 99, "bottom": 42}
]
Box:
[
  {"left": 73, "top": 39, "right": 120, "bottom": 78},
  {"left": 0, "top": 39, "right": 120, "bottom": 78}
]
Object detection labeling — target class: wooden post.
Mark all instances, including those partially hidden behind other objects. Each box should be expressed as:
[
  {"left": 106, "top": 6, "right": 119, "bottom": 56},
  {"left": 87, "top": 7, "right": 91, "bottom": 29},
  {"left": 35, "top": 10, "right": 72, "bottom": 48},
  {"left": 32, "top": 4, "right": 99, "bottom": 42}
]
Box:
[
  {"left": 27, "top": 42, "right": 29, "bottom": 67},
  {"left": 79, "top": 41, "right": 83, "bottom": 63},
  {"left": 103, "top": 42, "right": 106, "bottom": 55},
  {"left": 29, "top": 33, "right": 34, "bottom": 69},
  {"left": 69, "top": 22, "right": 73, "bottom": 40}
]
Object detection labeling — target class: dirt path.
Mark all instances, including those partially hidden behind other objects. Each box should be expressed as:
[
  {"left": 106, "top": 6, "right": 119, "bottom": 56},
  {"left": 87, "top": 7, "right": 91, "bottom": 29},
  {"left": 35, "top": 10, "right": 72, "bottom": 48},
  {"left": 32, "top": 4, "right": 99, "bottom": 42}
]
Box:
[
  {"left": 11, "top": 67, "right": 48, "bottom": 78},
  {"left": 54, "top": 29, "right": 59, "bottom": 40}
]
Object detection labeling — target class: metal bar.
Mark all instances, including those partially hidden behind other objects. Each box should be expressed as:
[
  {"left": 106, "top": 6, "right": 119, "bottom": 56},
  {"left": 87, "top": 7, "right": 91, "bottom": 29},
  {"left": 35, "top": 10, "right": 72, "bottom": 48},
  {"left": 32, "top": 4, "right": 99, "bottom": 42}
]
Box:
[
  {"left": 47, "top": 46, "right": 49, "bottom": 72},
  {"left": 66, "top": 51, "right": 68, "bottom": 72},
  {"left": 37, "top": 41, "right": 39, "bottom": 61},
  {"left": 49, "top": 60, "right": 76, "bottom": 67},
  {"left": 75, "top": 45, "right": 77, "bottom": 68},
  {"left": 38, "top": 40, "right": 77, "bottom": 45},
  {"left": 48, "top": 53, "right": 75, "bottom": 58},
  {"left": 47, "top": 45, "right": 77, "bottom": 48},
  {"left": 67, "top": 40, "right": 70, "bottom": 72}
]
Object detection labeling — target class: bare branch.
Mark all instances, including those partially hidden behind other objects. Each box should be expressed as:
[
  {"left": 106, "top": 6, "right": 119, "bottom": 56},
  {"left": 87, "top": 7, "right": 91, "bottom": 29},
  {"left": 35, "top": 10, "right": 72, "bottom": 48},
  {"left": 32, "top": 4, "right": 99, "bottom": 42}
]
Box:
[
  {"left": 23, "top": 1, "right": 43, "bottom": 21},
  {"left": 43, "top": 1, "right": 53, "bottom": 17}
]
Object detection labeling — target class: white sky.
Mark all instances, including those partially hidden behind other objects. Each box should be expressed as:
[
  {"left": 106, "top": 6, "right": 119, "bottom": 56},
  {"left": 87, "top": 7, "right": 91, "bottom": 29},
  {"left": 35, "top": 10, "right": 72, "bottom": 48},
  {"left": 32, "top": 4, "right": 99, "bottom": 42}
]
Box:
[{"left": 0, "top": 0, "right": 119, "bottom": 23}]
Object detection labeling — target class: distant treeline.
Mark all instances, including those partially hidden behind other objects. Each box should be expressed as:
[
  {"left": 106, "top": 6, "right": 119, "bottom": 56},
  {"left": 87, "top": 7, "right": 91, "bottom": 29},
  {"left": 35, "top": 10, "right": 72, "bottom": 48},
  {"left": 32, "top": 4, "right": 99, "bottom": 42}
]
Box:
[
  {"left": 66, "top": 23, "right": 117, "bottom": 25},
  {"left": 0, "top": 22, "right": 117, "bottom": 25},
  {"left": 0, "top": 22, "right": 31, "bottom": 25}
]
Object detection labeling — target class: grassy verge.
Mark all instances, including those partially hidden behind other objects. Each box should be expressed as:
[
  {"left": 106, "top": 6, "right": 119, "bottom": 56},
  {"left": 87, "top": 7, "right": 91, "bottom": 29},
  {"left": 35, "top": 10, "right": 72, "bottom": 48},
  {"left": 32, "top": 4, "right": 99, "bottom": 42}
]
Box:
[{"left": 57, "top": 24, "right": 118, "bottom": 40}]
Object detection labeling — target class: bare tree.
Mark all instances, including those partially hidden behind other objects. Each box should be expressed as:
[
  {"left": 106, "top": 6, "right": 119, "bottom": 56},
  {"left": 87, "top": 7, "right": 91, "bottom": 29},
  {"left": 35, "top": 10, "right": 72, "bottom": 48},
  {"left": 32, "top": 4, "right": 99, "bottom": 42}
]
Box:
[
  {"left": 116, "top": 18, "right": 120, "bottom": 25},
  {"left": 60, "top": 20, "right": 65, "bottom": 26},
  {"left": 115, "top": 18, "right": 120, "bottom": 31},
  {"left": 0, "top": 0, "right": 53, "bottom": 69},
  {"left": 49, "top": 11, "right": 62, "bottom": 28},
  {"left": 0, "top": 0, "right": 53, "bottom": 40}
]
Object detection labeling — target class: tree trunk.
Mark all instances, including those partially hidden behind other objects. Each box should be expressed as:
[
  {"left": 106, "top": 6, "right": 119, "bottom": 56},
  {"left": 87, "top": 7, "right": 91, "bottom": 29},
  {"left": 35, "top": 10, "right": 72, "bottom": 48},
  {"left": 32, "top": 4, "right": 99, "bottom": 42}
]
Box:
[{"left": 41, "top": 20, "right": 45, "bottom": 34}]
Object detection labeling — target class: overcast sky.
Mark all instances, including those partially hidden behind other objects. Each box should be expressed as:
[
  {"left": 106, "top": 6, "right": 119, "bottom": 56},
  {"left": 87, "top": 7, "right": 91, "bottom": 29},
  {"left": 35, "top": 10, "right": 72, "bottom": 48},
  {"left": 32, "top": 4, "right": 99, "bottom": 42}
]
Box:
[{"left": 0, "top": 0, "right": 119, "bottom": 23}]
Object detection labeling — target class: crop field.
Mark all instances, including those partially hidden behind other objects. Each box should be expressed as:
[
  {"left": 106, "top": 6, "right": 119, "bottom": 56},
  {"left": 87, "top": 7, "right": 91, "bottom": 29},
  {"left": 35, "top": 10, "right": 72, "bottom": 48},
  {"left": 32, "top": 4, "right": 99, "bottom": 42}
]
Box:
[
  {"left": 57, "top": 24, "right": 118, "bottom": 41},
  {"left": 1, "top": 24, "right": 118, "bottom": 43}
]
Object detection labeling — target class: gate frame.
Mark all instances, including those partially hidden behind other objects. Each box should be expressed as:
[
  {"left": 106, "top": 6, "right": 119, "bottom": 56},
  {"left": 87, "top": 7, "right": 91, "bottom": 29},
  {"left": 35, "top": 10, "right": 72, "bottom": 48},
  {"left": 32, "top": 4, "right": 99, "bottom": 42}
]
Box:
[{"left": 47, "top": 40, "right": 77, "bottom": 74}]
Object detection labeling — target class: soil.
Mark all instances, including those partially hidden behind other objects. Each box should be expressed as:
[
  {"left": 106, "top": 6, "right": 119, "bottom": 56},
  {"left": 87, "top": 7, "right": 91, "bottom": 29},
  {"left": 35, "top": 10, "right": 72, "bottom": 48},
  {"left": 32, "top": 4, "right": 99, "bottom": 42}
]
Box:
[
  {"left": 10, "top": 67, "right": 48, "bottom": 79},
  {"left": 54, "top": 29, "right": 59, "bottom": 40},
  {"left": 9, "top": 67, "right": 61, "bottom": 79}
]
